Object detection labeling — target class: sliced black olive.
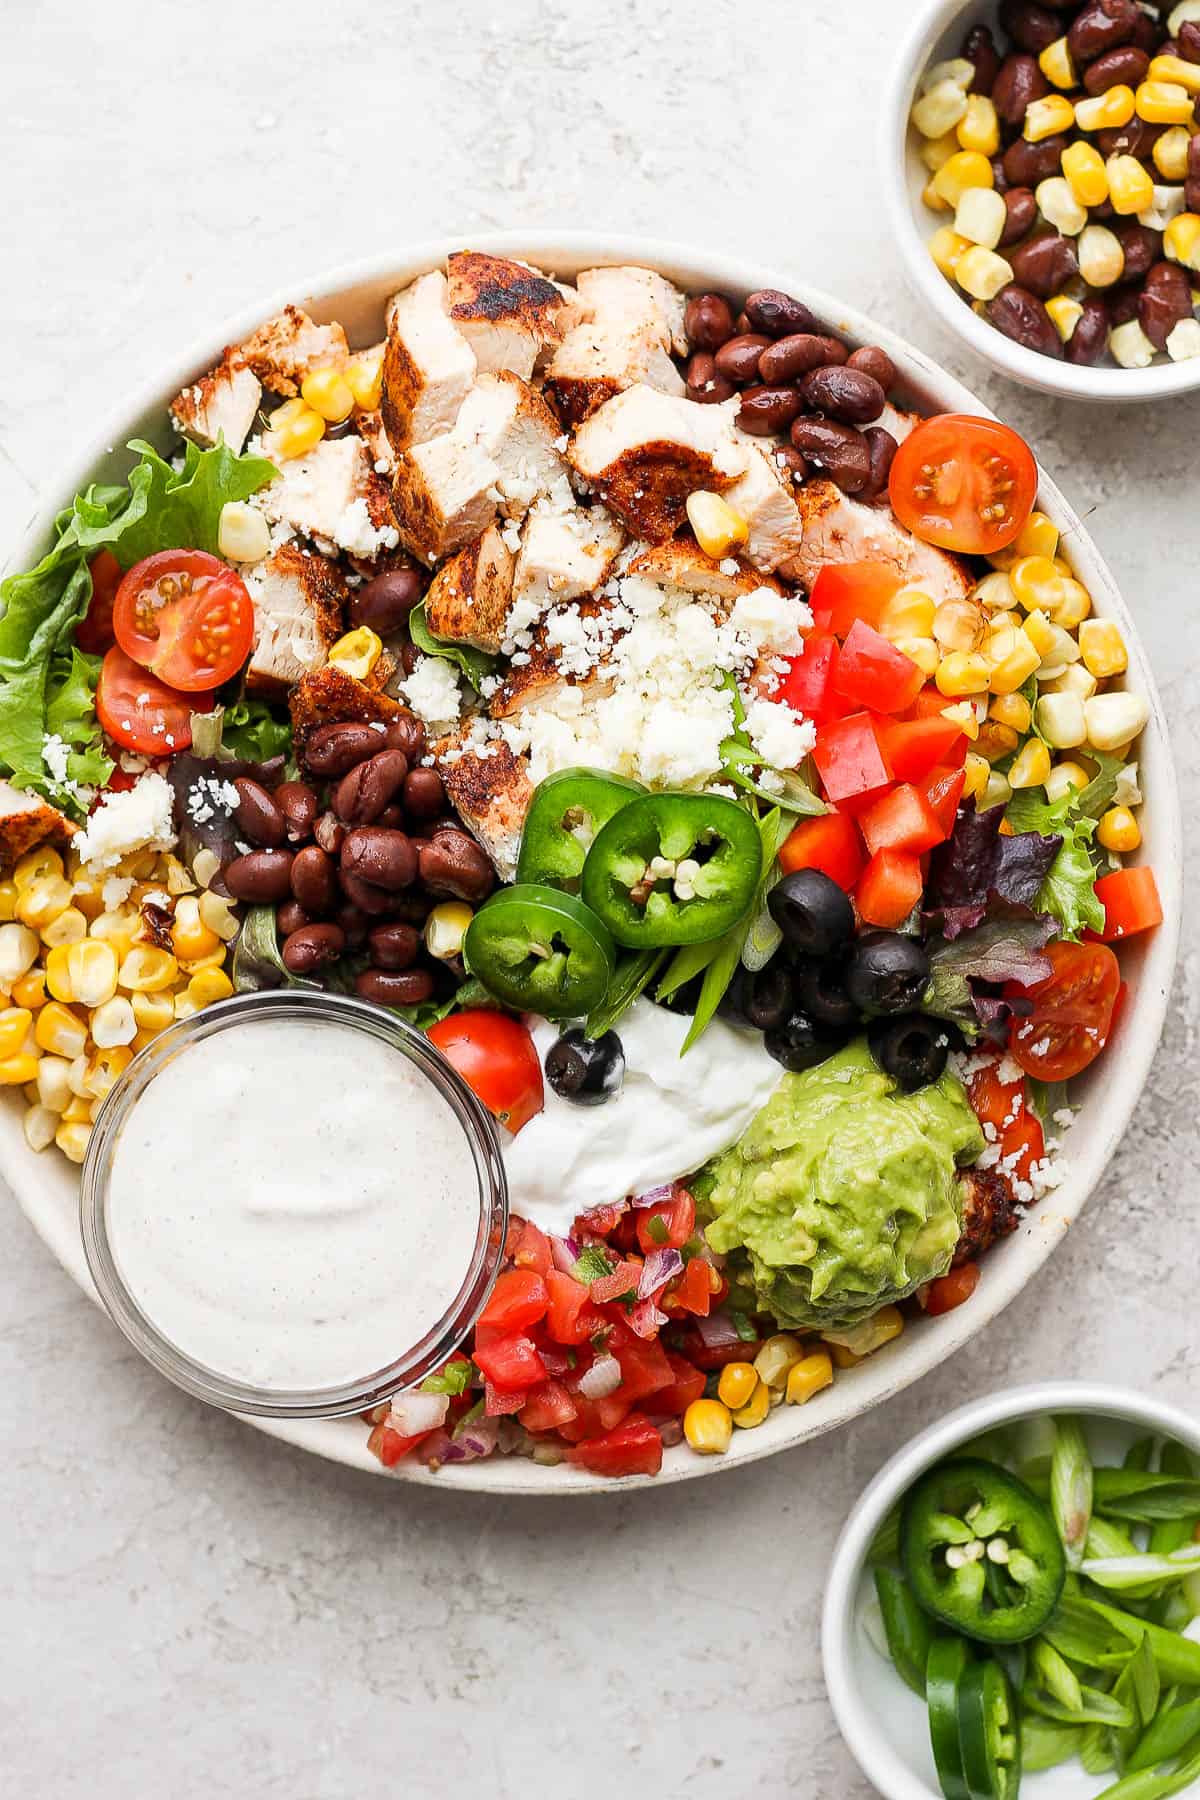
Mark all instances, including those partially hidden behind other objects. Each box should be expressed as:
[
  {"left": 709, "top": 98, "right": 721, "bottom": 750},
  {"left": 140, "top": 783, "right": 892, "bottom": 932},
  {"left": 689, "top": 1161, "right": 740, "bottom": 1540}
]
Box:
[
  {"left": 745, "top": 960, "right": 794, "bottom": 1032},
  {"left": 763, "top": 1010, "right": 845, "bottom": 1073},
  {"left": 716, "top": 963, "right": 752, "bottom": 1025},
  {"left": 844, "top": 929, "right": 930, "bottom": 1016},
  {"left": 867, "top": 1014, "right": 950, "bottom": 1092},
  {"left": 545, "top": 1028, "right": 625, "bottom": 1104},
  {"left": 793, "top": 956, "right": 859, "bottom": 1031},
  {"left": 768, "top": 870, "right": 855, "bottom": 958}
]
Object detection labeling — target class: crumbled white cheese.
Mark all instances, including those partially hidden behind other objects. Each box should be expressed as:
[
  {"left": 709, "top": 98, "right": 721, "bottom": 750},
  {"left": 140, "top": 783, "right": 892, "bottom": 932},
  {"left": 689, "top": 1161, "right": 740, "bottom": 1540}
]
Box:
[
  {"left": 730, "top": 586, "right": 811, "bottom": 656},
  {"left": 400, "top": 657, "right": 462, "bottom": 732},
  {"left": 742, "top": 696, "right": 816, "bottom": 770},
  {"left": 40, "top": 732, "right": 94, "bottom": 809},
  {"left": 101, "top": 874, "right": 136, "bottom": 910},
  {"left": 75, "top": 773, "right": 177, "bottom": 873},
  {"left": 185, "top": 775, "right": 241, "bottom": 827}
]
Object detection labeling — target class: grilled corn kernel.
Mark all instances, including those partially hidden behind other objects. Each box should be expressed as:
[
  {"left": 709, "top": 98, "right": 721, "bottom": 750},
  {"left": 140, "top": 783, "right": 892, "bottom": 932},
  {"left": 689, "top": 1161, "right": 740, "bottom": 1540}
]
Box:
[
  {"left": 685, "top": 490, "right": 749, "bottom": 559},
  {"left": 1107, "top": 153, "right": 1157, "bottom": 216},
  {"left": 1043, "top": 294, "right": 1084, "bottom": 343},
  {"left": 12, "top": 969, "right": 46, "bottom": 1010},
  {"left": 117, "top": 945, "right": 179, "bottom": 993},
  {"left": 1075, "top": 85, "right": 1136, "bottom": 133},
  {"left": 36, "top": 1055, "right": 72, "bottom": 1112},
  {"left": 17, "top": 874, "right": 73, "bottom": 931},
  {"left": 935, "top": 651, "right": 991, "bottom": 696},
  {"left": 1079, "top": 618, "right": 1128, "bottom": 678},
  {"left": 34, "top": 1001, "right": 86, "bottom": 1060},
  {"left": 1135, "top": 80, "right": 1195, "bottom": 124},
  {"left": 54, "top": 1121, "right": 91, "bottom": 1164},
  {"left": 1085, "top": 691, "right": 1150, "bottom": 752},
  {"left": 23, "top": 1103, "right": 57, "bottom": 1153},
  {"left": 956, "top": 246, "right": 1015, "bottom": 300},
  {"left": 895, "top": 636, "right": 940, "bottom": 677},
  {"left": 1165, "top": 211, "right": 1200, "bottom": 270},
  {"left": 1109, "top": 318, "right": 1157, "bottom": 368},
  {"left": 879, "top": 589, "right": 936, "bottom": 641},
  {"left": 1062, "top": 138, "right": 1110, "bottom": 207},
  {"left": 41, "top": 905, "right": 87, "bottom": 949},
  {"left": 932, "top": 149, "right": 995, "bottom": 207},
  {"left": 14, "top": 846, "right": 64, "bottom": 892},
  {"left": 1154, "top": 124, "right": 1193, "bottom": 180},
  {"left": 1025, "top": 94, "right": 1076, "bottom": 141},
  {"left": 683, "top": 1398, "right": 732, "bottom": 1455},
  {"left": 216, "top": 501, "right": 271, "bottom": 564},
  {"left": 975, "top": 721, "right": 1018, "bottom": 763},
  {"left": 66, "top": 939, "right": 119, "bottom": 1007},
  {"left": 913, "top": 79, "right": 970, "bottom": 138},
  {"left": 424, "top": 900, "right": 473, "bottom": 961},
  {"left": 91, "top": 996, "right": 137, "bottom": 1048},
  {"left": 83, "top": 1045, "right": 133, "bottom": 1102},
  {"left": 263, "top": 398, "right": 325, "bottom": 461},
  {"left": 187, "top": 967, "right": 235, "bottom": 1008},
  {"left": 929, "top": 227, "right": 971, "bottom": 280},
  {"left": 957, "top": 93, "right": 1001, "bottom": 154},
  {"left": 344, "top": 349, "right": 384, "bottom": 411},
  {"left": 1036, "top": 175, "right": 1088, "bottom": 236},
  {"left": 170, "top": 896, "right": 221, "bottom": 962},
  {"left": 1077, "top": 223, "right": 1126, "bottom": 287},
  {"left": 1010, "top": 556, "right": 1067, "bottom": 616},
  {"left": 932, "top": 597, "right": 984, "bottom": 653},
  {"left": 197, "top": 890, "right": 239, "bottom": 941},
  {"left": 962, "top": 752, "right": 991, "bottom": 800},
  {"left": 0, "top": 923, "right": 40, "bottom": 987},
  {"left": 989, "top": 693, "right": 1033, "bottom": 734},
  {"left": 300, "top": 364, "right": 355, "bottom": 424},
  {"left": 786, "top": 1351, "right": 835, "bottom": 1406},
  {"left": 1050, "top": 579, "right": 1091, "bottom": 629},
  {"left": 717, "top": 1361, "right": 759, "bottom": 1410},
  {"left": 1036, "top": 692, "right": 1088, "bottom": 749},
  {"left": 327, "top": 626, "right": 383, "bottom": 681},
  {"left": 955, "top": 186, "right": 1008, "bottom": 249},
  {"left": 731, "top": 1380, "right": 770, "bottom": 1430},
  {"left": 89, "top": 908, "right": 139, "bottom": 961},
  {"left": 0, "top": 879, "right": 16, "bottom": 923},
  {"left": 753, "top": 1333, "right": 806, "bottom": 1391},
  {"left": 0, "top": 1006, "right": 33, "bottom": 1059},
  {"left": 1097, "top": 805, "right": 1142, "bottom": 853},
  {"left": 130, "top": 990, "right": 174, "bottom": 1036},
  {"left": 1009, "top": 738, "right": 1053, "bottom": 789}
]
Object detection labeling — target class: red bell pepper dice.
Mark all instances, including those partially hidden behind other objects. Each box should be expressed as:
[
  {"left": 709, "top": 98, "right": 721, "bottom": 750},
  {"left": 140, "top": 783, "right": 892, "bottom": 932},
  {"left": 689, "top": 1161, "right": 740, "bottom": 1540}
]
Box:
[
  {"left": 858, "top": 782, "right": 947, "bottom": 856},
  {"left": 565, "top": 1415, "right": 664, "bottom": 1478},
  {"left": 812, "top": 711, "right": 892, "bottom": 803},
  {"left": 876, "top": 714, "right": 967, "bottom": 781},
  {"left": 907, "top": 685, "right": 956, "bottom": 721},
  {"left": 1093, "top": 866, "right": 1162, "bottom": 940},
  {"left": 472, "top": 1332, "right": 547, "bottom": 1393},
  {"left": 967, "top": 1063, "right": 1046, "bottom": 1187},
  {"left": 920, "top": 764, "right": 967, "bottom": 837},
  {"left": 809, "top": 560, "right": 902, "bottom": 637},
  {"left": 779, "top": 810, "right": 865, "bottom": 890},
  {"left": 777, "top": 634, "right": 843, "bottom": 724},
  {"left": 833, "top": 620, "right": 926, "bottom": 715},
  {"left": 855, "top": 848, "right": 924, "bottom": 928}
]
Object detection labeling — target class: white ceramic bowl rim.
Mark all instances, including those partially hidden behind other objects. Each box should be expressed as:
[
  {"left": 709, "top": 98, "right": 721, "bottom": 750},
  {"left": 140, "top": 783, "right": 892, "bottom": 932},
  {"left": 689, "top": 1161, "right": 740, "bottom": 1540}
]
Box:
[
  {"left": 821, "top": 1380, "right": 1200, "bottom": 1800},
  {"left": 880, "top": 0, "right": 1200, "bottom": 402},
  {"left": 1, "top": 231, "right": 1183, "bottom": 1495}
]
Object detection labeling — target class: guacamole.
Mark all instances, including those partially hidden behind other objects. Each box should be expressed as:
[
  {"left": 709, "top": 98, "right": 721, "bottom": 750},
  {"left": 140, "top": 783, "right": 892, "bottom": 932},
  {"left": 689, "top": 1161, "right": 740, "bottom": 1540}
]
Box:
[{"left": 701, "top": 1039, "right": 985, "bottom": 1332}]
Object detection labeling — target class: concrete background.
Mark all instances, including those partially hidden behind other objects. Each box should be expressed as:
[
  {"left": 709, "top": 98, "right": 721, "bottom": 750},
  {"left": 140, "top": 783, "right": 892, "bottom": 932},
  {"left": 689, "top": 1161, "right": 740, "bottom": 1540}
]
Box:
[{"left": 1, "top": 3, "right": 1194, "bottom": 1795}]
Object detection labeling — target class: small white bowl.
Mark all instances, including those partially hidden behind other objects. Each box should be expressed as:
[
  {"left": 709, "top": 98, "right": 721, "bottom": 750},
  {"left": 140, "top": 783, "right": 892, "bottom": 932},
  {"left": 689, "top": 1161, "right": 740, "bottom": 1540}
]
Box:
[
  {"left": 881, "top": 0, "right": 1200, "bottom": 403},
  {"left": 821, "top": 1381, "right": 1200, "bottom": 1799}
]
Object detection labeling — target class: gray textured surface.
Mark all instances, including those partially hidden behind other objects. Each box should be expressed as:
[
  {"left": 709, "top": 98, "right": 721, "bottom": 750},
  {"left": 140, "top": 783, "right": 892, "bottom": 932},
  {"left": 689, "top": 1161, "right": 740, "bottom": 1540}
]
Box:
[{"left": 0, "top": 3, "right": 1194, "bottom": 1796}]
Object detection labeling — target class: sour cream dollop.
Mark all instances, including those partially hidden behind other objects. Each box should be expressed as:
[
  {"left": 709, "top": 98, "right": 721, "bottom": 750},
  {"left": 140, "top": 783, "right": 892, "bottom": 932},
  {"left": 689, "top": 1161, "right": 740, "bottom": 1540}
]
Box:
[{"left": 502, "top": 999, "right": 782, "bottom": 1234}]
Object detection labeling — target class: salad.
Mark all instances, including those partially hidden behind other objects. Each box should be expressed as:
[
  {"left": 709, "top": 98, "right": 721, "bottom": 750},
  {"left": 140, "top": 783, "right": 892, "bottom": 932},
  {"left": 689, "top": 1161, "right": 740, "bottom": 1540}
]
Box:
[{"left": 0, "top": 252, "right": 1163, "bottom": 1479}]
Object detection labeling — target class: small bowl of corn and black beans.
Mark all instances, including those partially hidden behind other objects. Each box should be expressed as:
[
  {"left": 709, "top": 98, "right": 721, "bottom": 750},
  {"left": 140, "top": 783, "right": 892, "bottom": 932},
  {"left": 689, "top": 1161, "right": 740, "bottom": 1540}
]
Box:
[{"left": 884, "top": 0, "right": 1200, "bottom": 400}]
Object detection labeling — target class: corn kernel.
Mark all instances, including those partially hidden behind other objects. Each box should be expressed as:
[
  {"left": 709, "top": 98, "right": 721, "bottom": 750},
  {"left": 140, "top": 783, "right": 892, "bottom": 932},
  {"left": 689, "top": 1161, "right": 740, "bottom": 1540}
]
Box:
[
  {"left": 216, "top": 500, "right": 271, "bottom": 564},
  {"left": 913, "top": 80, "right": 970, "bottom": 139},
  {"left": 932, "top": 597, "right": 984, "bottom": 653},
  {"left": 1059, "top": 145, "right": 1107, "bottom": 218},
  {"left": 131, "top": 990, "right": 175, "bottom": 1036},
  {"left": 1078, "top": 223, "right": 1127, "bottom": 288},
  {"left": 1009, "top": 738, "right": 1052, "bottom": 789},
  {"left": 1135, "top": 80, "right": 1194, "bottom": 125},
  {"left": 973, "top": 572, "right": 1015, "bottom": 614},
  {"left": 187, "top": 967, "right": 235, "bottom": 1008},
  {"left": 1085, "top": 691, "right": 1150, "bottom": 752},
  {"left": 0, "top": 1052, "right": 40, "bottom": 1086},
  {"left": 957, "top": 93, "right": 1001, "bottom": 155},
  {"left": 932, "top": 150, "right": 995, "bottom": 207},
  {"left": 34, "top": 1001, "right": 87, "bottom": 1060},
  {"left": 344, "top": 349, "right": 384, "bottom": 412},
  {"left": 1036, "top": 175, "right": 1088, "bottom": 236},
  {"left": 752, "top": 1333, "right": 806, "bottom": 1390},
  {"left": 1032, "top": 34, "right": 1074, "bottom": 89},
  {"left": 1075, "top": 85, "right": 1136, "bottom": 132},
  {"left": 62, "top": 1093, "right": 92, "bottom": 1124},
  {"left": 68, "top": 939, "right": 120, "bottom": 1008},
  {"left": 300, "top": 364, "right": 355, "bottom": 424},
  {"left": 717, "top": 1361, "right": 759, "bottom": 1411},
  {"left": 683, "top": 1398, "right": 732, "bottom": 1455},
  {"left": 1010, "top": 556, "right": 1066, "bottom": 616},
  {"left": 955, "top": 186, "right": 1008, "bottom": 249},
  {"left": 984, "top": 770, "right": 1015, "bottom": 811},
  {"left": 1025, "top": 94, "right": 1076, "bottom": 141},
  {"left": 262, "top": 398, "right": 325, "bottom": 461},
  {"left": 1050, "top": 579, "right": 1091, "bottom": 629},
  {"left": 1149, "top": 51, "right": 1200, "bottom": 94},
  {"left": 89, "top": 908, "right": 140, "bottom": 961},
  {"left": 83, "top": 1045, "right": 133, "bottom": 1102},
  {"left": 195, "top": 890, "right": 237, "bottom": 942},
  {"left": 936, "top": 651, "right": 991, "bottom": 696},
  {"left": 929, "top": 226, "right": 972, "bottom": 280},
  {"left": 118, "top": 945, "right": 179, "bottom": 993},
  {"left": 923, "top": 175, "right": 952, "bottom": 214},
  {"left": 1097, "top": 805, "right": 1142, "bottom": 853},
  {"left": 975, "top": 721, "right": 1019, "bottom": 763},
  {"left": 922, "top": 57, "right": 975, "bottom": 95},
  {"left": 179, "top": 947, "right": 227, "bottom": 976},
  {"left": 173, "top": 993, "right": 199, "bottom": 1023},
  {"left": 43, "top": 906, "right": 88, "bottom": 949},
  {"left": 1140, "top": 183, "right": 1187, "bottom": 234},
  {"left": 0, "top": 1006, "right": 33, "bottom": 1060},
  {"left": 424, "top": 901, "right": 473, "bottom": 961},
  {"left": 685, "top": 490, "right": 749, "bottom": 559},
  {"left": 0, "top": 879, "right": 16, "bottom": 922},
  {"left": 192, "top": 848, "right": 221, "bottom": 891},
  {"left": 1042, "top": 662, "right": 1098, "bottom": 702},
  {"left": 1109, "top": 318, "right": 1157, "bottom": 368},
  {"left": 786, "top": 1351, "right": 835, "bottom": 1406},
  {"left": 984, "top": 622, "right": 1021, "bottom": 669},
  {"left": 878, "top": 590, "right": 935, "bottom": 643},
  {"left": 43, "top": 944, "right": 73, "bottom": 1004},
  {"left": 1023, "top": 607, "right": 1056, "bottom": 657},
  {"left": 921, "top": 131, "right": 963, "bottom": 178},
  {"left": 1165, "top": 211, "right": 1200, "bottom": 271},
  {"left": 11, "top": 969, "right": 45, "bottom": 1010},
  {"left": 16, "top": 874, "right": 73, "bottom": 931},
  {"left": 91, "top": 996, "right": 137, "bottom": 1048},
  {"left": 956, "top": 246, "right": 1015, "bottom": 301},
  {"left": 170, "top": 896, "right": 221, "bottom": 963},
  {"left": 1044, "top": 761, "right": 1089, "bottom": 803},
  {"left": 1107, "top": 153, "right": 1157, "bottom": 216},
  {"left": 35, "top": 1055, "right": 72, "bottom": 1112},
  {"left": 54, "top": 1121, "right": 91, "bottom": 1164},
  {"left": 327, "top": 626, "right": 383, "bottom": 682},
  {"left": 1041, "top": 294, "right": 1083, "bottom": 345},
  {"left": 1079, "top": 618, "right": 1128, "bottom": 678},
  {"left": 1037, "top": 692, "right": 1088, "bottom": 749},
  {"left": 940, "top": 699, "right": 981, "bottom": 740},
  {"left": 14, "top": 846, "right": 64, "bottom": 892},
  {"left": 1040, "top": 624, "right": 1082, "bottom": 677},
  {"left": 989, "top": 693, "right": 1032, "bottom": 734},
  {"left": 23, "top": 1103, "right": 57, "bottom": 1153},
  {"left": 895, "top": 636, "right": 940, "bottom": 677},
  {"left": 731, "top": 1380, "right": 770, "bottom": 1430},
  {"left": 1154, "top": 125, "right": 1193, "bottom": 180},
  {"left": 962, "top": 752, "right": 990, "bottom": 800},
  {"left": 65, "top": 1052, "right": 92, "bottom": 1099}
]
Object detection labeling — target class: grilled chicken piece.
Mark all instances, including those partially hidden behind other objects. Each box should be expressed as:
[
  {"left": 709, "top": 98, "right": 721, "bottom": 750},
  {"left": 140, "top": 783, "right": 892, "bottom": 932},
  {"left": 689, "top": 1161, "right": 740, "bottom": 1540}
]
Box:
[
  {"left": 625, "top": 534, "right": 785, "bottom": 601},
  {"left": 381, "top": 270, "right": 477, "bottom": 454},
  {"left": 0, "top": 783, "right": 76, "bottom": 865},
  {"left": 257, "top": 436, "right": 397, "bottom": 558},
  {"left": 575, "top": 266, "right": 689, "bottom": 356},
  {"left": 954, "top": 1167, "right": 1020, "bottom": 1268},
  {"left": 568, "top": 384, "right": 745, "bottom": 543},
  {"left": 545, "top": 264, "right": 688, "bottom": 424},
  {"left": 433, "top": 732, "right": 533, "bottom": 881},
  {"left": 487, "top": 596, "right": 622, "bottom": 719},
  {"left": 424, "top": 525, "right": 516, "bottom": 653},
  {"left": 170, "top": 360, "right": 262, "bottom": 456},
  {"left": 723, "top": 430, "right": 807, "bottom": 572},
  {"left": 236, "top": 305, "right": 349, "bottom": 397},
  {"left": 455, "top": 372, "right": 565, "bottom": 509},
  {"left": 354, "top": 407, "right": 395, "bottom": 478},
  {"left": 288, "top": 666, "right": 401, "bottom": 747},
  {"left": 243, "top": 546, "right": 346, "bottom": 696},
  {"left": 445, "top": 251, "right": 571, "bottom": 380},
  {"left": 509, "top": 504, "right": 624, "bottom": 625},
  {"left": 780, "top": 479, "right": 973, "bottom": 603}
]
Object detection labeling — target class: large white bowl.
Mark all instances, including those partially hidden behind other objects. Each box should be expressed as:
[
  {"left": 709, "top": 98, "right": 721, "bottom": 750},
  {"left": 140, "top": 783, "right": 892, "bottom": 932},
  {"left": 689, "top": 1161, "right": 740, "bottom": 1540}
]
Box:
[
  {"left": 822, "top": 1381, "right": 1200, "bottom": 1799},
  {"left": 1, "top": 232, "right": 1182, "bottom": 1494},
  {"left": 882, "top": 0, "right": 1200, "bottom": 403}
]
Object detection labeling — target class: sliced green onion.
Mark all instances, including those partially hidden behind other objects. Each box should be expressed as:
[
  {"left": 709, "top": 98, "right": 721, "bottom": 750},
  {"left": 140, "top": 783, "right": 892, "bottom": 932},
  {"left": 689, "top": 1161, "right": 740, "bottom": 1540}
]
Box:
[{"left": 1052, "top": 1415, "right": 1094, "bottom": 1569}]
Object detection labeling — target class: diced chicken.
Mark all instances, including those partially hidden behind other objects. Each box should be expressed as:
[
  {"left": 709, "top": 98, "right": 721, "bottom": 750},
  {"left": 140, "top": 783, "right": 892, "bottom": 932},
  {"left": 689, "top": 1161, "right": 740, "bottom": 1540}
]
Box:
[
  {"left": 170, "top": 360, "right": 262, "bottom": 456},
  {"left": 243, "top": 546, "right": 346, "bottom": 696},
  {"left": 545, "top": 264, "right": 688, "bottom": 424},
  {"left": 781, "top": 480, "right": 973, "bottom": 604},
  {"left": 354, "top": 408, "right": 396, "bottom": 478},
  {"left": 575, "top": 266, "right": 689, "bottom": 357},
  {"left": 626, "top": 535, "right": 785, "bottom": 601},
  {"left": 454, "top": 373, "right": 566, "bottom": 514},
  {"left": 488, "top": 597, "right": 622, "bottom": 720},
  {"left": 236, "top": 306, "right": 349, "bottom": 397},
  {"left": 0, "top": 783, "right": 76, "bottom": 864},
  {"left": 288, "top": 666, "right": 402, "bottom": 748},
  {"left": 509, "top": 505, "right": 625, "bottom": 626},
  {"left": 722, "top": 430, "right": 807, "bottom": 572},
  {"left": 424, "top": 525, "right": 516, "bottom": 653},
  {"left": 445, "top": 251, "right": 571, "bottom": 380},
  {"left": 433, "top": 733, "right": 533, "bottom": 881},
  {"left": 257, "top": 437, "right": 399, "bottom": 559},
  {"left": 381, "top": 271, "right": 477, "bottom": 454},
  {"left": 392, "top": 434, "right": 502, "bottom": 567},
  {"left": 953, "top": 1168, "right": 1020, "bottom": 1268},
  {"left": 568, "top": 384, "right": 746, "bottom": 543}
]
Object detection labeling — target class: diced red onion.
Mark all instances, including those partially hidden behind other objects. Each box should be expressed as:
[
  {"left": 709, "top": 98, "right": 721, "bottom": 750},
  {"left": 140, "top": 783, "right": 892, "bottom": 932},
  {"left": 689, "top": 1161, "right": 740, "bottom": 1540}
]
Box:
[
  {"left": 550, "top": 1235, "right": 580, "bottom": 1273},
  {"left": 453, "top": 1411, "right": 500, "bottom": 1458},
  {"left": 657, "top": 1416, "right": 684, "bottom": 1449},
  {"left": 539, "top": 1344, "right": 572, "bottom": 1377},
  {"left": 389, "top": 1390, "right": 450, "bottom": 1436},
  {"left": 414, "top": 1428, "right": 455, "bottom": 1467},
  {"left": 578, "top": 1353, "right": 622, "bottom": 1399},
  {"left": 631, "top": 1184, "right": 674, "bottom": 1210},
  {"left": 638, "top": 1247, "right": 683, "bottom": 1297},
  {"left": 628, "top": 1297, "right": 669, "bottom": 1338},
  {"left": 693, "top": 1308, "right": 742, "bottom": 1350},
  {"left": 578, "top": 1198, "right": 628, "bottom": 1227}
]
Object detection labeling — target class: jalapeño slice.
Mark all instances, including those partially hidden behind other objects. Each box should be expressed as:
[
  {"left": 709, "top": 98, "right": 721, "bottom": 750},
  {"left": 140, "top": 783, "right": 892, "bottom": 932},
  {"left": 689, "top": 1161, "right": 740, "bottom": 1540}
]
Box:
[
  {"left": 580, "top": 792, "right": 762, "bottom": 949},
  {"left": 516, "top": 768, "right": 646, "bottom": 892},
  {"left": 463, "top": 885, "right": 615, "bottom": 1020},
  {"left": 926, "top": 1635, "right": 972, "bottom": 1800},
  {"left": 902, "top": 1458, "right": 1065, "bottom": 1646},
  {"left": 957, "top": 1659, "right": 1022, "bottom": 1800}
]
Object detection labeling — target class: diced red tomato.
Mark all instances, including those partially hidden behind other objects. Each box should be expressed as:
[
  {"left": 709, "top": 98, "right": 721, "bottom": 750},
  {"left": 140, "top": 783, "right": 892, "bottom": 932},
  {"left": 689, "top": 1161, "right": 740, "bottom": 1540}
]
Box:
[
  {"left": 573, "top": 1200, "right": 627, "bottom": 1239},
  {"left": 855, "top": 848, "right": 924, "bottom": 928},
  {"left": 367, "top": 1422, "right": 430, "bottom": 1467},
  {"left": 857, "top": 783, "right": 947, "bottom": 857},
  {"left": 591, "top": 1259, "right": 642, "bottom": 1304},
  {"left": 635, "top": 1188, "right": 696, "bottom": 1254},
  {"left": 652, "top": 1352, "right": 707, "bottom": 1417},
  {"left": 519, "top": 1379, "right": 579, "bottom": 1433},
  {"left": 920, "top": 764, "right": 967, "bottom": 838},
  {"left": 1092, "top": 866, "right": 1163, "bottom": 941},
  {"left": 661, "top": 1255, "right": 718, "bottom": 1319},
  {"left": 776, "top": 634, "right": 843, "bottom": 724},
  {"left": 925, "top": 1263, "right": 981, "bottom": 1317},
  {"left": 675, "top": 1326, "right": 763, "bottom": 1370},
  {"left": 967, "top": 1062, "right": 1046, "bottom": 1187},
  {"left": 812, "top": 711, "right": 892, "bottom": 804},
  {"left": 833, "top": 620, "right": 925, "bottom": 715},
  {"left": 809, "top": 561, "right": 902, "bottom": 637},
  {"left": 609, "top": 1332, "right": 674, "bottom": 1407},
  {"left": 779, "top": 809, "right": 865, "bottom": 890},
  {"left": 508, "top": 1218, "right": 553, "bottom": 1277},
  {"left": 1006, "top": 940, "right": 1120, "bottom": 1081},
  {"left": 476, "top": 1269, "right": 549, "bottom": 1332},
  {"left": 565, "top": 1415, "right": 664, "bottom": 1478},
  {"left": 545, "top": 1270, "right": 601, "bottom": 1345},
  {"left": 484, "top": 1382, "right": 528, "bottom": 1416},
  {"left": 876, "top": 714, "right": 967, "bottom": 781},
  {"left": 472, "top": 1332, "right": 547, "bottom": 1393}
]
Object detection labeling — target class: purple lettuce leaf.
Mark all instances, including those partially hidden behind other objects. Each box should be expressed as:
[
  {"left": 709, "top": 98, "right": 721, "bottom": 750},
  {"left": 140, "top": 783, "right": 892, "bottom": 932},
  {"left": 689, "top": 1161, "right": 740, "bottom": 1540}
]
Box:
[{"left": 925, "top": 799, "right": 1063, "bottom": 938}]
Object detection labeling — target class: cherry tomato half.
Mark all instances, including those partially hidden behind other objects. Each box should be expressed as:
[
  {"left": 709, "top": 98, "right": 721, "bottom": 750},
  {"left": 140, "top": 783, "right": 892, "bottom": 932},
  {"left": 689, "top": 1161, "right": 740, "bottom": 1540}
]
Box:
[
  {"left": 76, "top": 550, "right": 122, "bottom": 655},
  {"left": 889, "top": 414, "right": 1038, "bottom": 556},
  {"left": 1005, "top": 939, "right": 1121, "bottom": 1081},
  {"left": 113, "top": 549, "right": 255, "bottom": 691},
  {"left": 95, "top": 646, "right": 212, "bottom": 755},
  {"left": 426, "top": 1011, "right": 544, "bottom": 1135}
]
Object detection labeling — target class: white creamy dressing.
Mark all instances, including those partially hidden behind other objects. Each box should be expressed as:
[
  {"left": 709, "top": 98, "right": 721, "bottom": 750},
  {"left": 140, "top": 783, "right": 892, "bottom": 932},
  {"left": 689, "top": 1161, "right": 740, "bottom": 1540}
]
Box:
[
  {"left": 502, "top": 999, "right": 781, "bottom": 1233},
  {"left": 107, "top": 1018, "right": 482, "bottom": 1391}
]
